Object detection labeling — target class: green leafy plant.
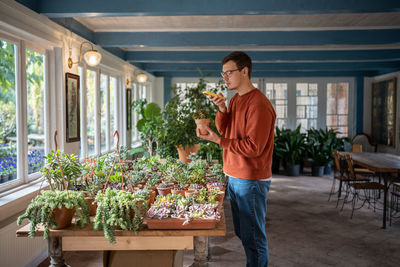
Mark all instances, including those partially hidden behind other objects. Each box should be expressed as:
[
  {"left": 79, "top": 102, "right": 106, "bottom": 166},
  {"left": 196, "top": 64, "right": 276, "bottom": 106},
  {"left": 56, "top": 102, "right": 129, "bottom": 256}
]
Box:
[
  {"left": 132, "top": 99, "right": 166, "bottom": 156},
  {"left": 42, "top": 150, "right": 83, "bottom": 190},
  {"left": 163, "top": 74, "right": 225, "bottom": 159},
  {"left": 306, "top": 127, "right": 351, "bottom": 166},
  {"left": 17, "top": 190, "right": 90, "bottom": 239},
  {"left": 273, "top": 125, "right": 306, "bottom": 165},
  {"left": 93, "top": 188, "right": 147, "bottom": 243}
]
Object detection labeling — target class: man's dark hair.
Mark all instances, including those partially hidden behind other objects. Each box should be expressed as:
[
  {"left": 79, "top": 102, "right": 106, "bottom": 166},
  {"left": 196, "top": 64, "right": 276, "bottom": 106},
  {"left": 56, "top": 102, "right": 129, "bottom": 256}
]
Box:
[{"left": 222, "top": 51, "right": 252, "bottom": 79}]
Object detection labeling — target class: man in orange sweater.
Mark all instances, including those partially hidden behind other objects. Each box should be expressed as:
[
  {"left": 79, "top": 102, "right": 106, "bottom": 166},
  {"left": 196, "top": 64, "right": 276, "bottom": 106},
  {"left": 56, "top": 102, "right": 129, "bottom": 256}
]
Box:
[{"left": 197, "top": 51, "right": 276, "bottom": 267}]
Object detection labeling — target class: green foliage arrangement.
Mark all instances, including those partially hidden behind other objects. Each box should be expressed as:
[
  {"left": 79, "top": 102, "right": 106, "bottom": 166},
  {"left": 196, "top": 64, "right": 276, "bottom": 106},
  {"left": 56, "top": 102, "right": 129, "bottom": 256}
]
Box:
[
  {"left": 273, "top": 125, "right": 306, "bottom": 164},
  {"left": 93, "top": 188, "right": 147, "bottom": 243},
  {"left": 162, "top": 74, "right": 225, "bottom": 159},
  {"left": 17, "top": 190, "right": 90, "bottom": 239},
  {"left": 132, "top": 99, "right": 166, "bottom": 156},
  {"left": 306, "top": 127, "right": 351, "bottom": 166},
  {"left": 42, "top": 150, "right": 83, "bottom": 190}
]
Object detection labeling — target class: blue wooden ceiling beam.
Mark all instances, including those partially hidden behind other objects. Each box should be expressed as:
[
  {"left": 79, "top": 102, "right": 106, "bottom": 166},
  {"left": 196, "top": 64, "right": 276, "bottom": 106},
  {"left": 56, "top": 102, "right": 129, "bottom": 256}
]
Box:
[
  {"left": 126, "top": 50, "right": 400, "bottom": 63},
  {"left": 140, "top": 62, "right": 400, "bottom": 72},
  {"left": 95, "top": 30, "right": 400, "bottom": 47},
  {"left": 153, "top": 70, "right": 379, "bottom": 78},
  {"left": 35, "top": 0, "right": 400, "bottom": 17},
  {"left": 50, "top": 18, "right": 126, "bottom": 59}
]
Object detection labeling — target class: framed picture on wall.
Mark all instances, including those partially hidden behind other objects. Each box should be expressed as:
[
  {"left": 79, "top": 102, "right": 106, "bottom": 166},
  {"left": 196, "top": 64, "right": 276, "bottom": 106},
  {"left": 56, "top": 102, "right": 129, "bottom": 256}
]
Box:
[
  {"left": 371, "top": 77, "right": 396, "bottom": 147},
  {"left": 65, "top": 73, "right": 80, "bottom": 143},
  {"left": 126, "top": 88, "right": 132, "bottom": 130}
]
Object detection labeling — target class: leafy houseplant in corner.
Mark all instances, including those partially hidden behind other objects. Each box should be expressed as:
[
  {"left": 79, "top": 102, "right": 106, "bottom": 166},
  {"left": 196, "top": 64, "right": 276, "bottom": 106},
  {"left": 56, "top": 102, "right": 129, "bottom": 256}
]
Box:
[
  {"left": 274, "top": 125, "right": 306, "bottom": 176},
  {"left": 17, "top": 190, "right": 90, "bottom": 239}
]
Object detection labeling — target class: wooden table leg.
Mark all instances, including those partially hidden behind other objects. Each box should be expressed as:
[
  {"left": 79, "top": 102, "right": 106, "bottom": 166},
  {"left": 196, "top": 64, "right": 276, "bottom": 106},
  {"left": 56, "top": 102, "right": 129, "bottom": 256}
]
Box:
[
  {"left": 191, "top": 236, "right": 208, "bottom": 267},
  {"left": 48, "top": 236, "right": 69, "bottom": 267}
]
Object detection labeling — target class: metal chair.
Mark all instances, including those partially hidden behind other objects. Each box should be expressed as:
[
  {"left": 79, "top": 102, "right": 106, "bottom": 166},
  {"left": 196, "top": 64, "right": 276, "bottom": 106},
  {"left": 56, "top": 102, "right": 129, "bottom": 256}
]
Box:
[
  {"left": 390, "top": 182, "right": 400, "bottom": 226},
  {"left": 342, "top": 154, "right": 384, "bottom": 219}
]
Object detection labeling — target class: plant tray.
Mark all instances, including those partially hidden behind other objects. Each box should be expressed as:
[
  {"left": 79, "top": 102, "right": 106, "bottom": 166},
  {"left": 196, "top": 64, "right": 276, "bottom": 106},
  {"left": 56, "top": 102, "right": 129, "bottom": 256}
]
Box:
[{"left": 145, "top": 217, "right": 218, "bottom": 230}]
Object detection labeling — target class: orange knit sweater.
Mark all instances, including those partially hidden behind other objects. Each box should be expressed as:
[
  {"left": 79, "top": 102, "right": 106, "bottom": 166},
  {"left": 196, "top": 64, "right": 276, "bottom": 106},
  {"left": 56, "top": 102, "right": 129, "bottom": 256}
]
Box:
[{"left": 216, "top": 89, "right": 276, "bottom": 180}]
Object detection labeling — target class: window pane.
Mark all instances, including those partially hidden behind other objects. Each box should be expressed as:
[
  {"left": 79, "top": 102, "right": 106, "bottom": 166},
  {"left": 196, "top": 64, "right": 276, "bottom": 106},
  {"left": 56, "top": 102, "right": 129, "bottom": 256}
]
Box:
[
  {"left": 265, "top": 82, "right": 287, "bottom": 129},
  {"left": 110, "top": 76, "right": 117, "bottom": 149},
  {"left": 296, "top": 83, "right": 318, "bottom": 132},
  {"left": 26, "top": 49, "right": 45, "bottom": 175},
  {"left": 100, "top": 74, "right": 107, "bottom": 153},
  {"left": 326, "top": 82, "right": 349, "bottom": 137},
  {"left": 86, "top": 69, "right": 96, "bottom": 156},
  {"left": 0, "top": 40, "right": 17, "bottom": 184}
]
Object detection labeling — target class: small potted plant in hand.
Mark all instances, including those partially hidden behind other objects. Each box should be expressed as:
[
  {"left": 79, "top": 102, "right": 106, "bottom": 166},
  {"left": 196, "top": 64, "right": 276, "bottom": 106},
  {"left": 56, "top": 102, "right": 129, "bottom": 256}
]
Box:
[{"left": 193, "top": 109, "right": 210, "bottom": 135}]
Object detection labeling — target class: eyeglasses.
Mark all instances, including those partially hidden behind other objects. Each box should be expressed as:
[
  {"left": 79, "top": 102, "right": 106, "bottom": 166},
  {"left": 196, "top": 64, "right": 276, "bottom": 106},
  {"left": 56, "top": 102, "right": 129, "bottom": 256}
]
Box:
[{"left": 220, "top": 69, "right": 241, "bottom": 78}]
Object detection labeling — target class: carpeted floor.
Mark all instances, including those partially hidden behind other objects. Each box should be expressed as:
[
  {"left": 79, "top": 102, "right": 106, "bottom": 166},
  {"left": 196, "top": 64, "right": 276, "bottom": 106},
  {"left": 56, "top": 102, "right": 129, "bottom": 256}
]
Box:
[{"left": 38, "top": 174, "right": 400, "bottom": 267}]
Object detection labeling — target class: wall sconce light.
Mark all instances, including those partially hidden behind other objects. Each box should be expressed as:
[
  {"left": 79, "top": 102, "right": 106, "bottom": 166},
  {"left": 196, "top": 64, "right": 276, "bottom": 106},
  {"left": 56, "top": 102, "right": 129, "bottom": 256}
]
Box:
[
  {"left": 68, "top": 41, "right": 102, "bottom": 69},
  {"left": 137, "top": 73, "right": 148, "bottom": 83}
]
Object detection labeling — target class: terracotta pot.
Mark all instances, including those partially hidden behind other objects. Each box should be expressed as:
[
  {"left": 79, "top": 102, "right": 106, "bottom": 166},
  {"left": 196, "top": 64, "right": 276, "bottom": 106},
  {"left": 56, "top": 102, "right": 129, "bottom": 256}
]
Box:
[
  {"left": 176, "top": 144, "right": 200, "bottom": 163},
  {"left": 86, "top": 198, "right": 97, "bottom": 216},
  {"left": 145, "top": 217, "right": 218, "bottom": 230},
  {"left": 171, "top": 189, "right": 186, "bottom": 197},
  {"left": 149, "top": 191, "right": 156, "bottom": 204},
  {"left": 195, "top": 118, "right": 211, "bottom": 135},
  {"left": 157, "top": 187, "right": 172, "bottom": 196},
  {"left": 185, "top": 189, "right": 198, "bottom": 198},
  {"left": 50, "top": 206, "right": 76, "bottom": 230}
]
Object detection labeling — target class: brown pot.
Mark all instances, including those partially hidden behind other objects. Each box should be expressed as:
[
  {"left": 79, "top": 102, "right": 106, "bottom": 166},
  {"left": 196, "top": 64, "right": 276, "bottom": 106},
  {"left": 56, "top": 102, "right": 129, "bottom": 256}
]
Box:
[
  {"left": 195, "top": 118, "right": 211, "bottom": 135},
  {"left": 176, "top": 144, "right": 200, "bottom": 163},
  {"left": 50, "top": 206, "right": 76, "bottom": 230},
  {"left": 86, "top": 198, "right": 97, "bottom": 216},
  {"left": 185, "top": 189, "right": 198, "bottom": 198},
  {"left": 157, "top": 187, "right": 172, "bottom": 196},
  {"left": 149, "top": 191, "right": 156, "bottom": 204},
  {"left": 171, "top": 189, "right": 186, "bottom": 197}
]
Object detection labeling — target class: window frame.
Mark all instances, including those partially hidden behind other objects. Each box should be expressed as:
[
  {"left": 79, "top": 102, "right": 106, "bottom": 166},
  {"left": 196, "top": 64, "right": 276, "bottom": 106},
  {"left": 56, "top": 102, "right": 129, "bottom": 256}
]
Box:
[{"left": 0, "top": 33, "right": 51, "bottom": 193}]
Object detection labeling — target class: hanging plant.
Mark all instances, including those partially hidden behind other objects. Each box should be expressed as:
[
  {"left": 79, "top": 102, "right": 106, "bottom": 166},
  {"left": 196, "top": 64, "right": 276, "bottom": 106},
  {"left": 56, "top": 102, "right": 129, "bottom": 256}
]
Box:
[
  {"left": 93, "top": 188, "right": 147, "bottom": 243},
  {"left": 17, "top": 190, "right": 90, "bottom": 239}
]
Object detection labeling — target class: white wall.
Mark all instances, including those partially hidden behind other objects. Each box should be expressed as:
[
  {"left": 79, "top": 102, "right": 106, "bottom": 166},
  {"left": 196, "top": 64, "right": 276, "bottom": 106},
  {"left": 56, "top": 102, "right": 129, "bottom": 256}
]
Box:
[{"left": 363, "top": 71, "right": 400, "bottom": 154}]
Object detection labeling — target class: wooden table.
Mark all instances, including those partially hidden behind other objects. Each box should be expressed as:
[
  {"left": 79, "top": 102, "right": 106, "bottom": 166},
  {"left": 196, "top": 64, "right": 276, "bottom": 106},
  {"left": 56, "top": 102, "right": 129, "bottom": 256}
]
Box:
[
  {"left": 341, "top": 152, "right": 400, "bottom": 228},
  {"left": 16, "top": 213, "right": 226, "bottom": 266}
]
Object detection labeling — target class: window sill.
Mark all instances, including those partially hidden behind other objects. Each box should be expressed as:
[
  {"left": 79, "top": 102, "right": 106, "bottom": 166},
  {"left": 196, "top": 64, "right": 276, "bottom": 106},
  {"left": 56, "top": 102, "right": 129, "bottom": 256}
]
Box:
[{"left": 0, "top": 178, "right": 48, "bottom": 225}]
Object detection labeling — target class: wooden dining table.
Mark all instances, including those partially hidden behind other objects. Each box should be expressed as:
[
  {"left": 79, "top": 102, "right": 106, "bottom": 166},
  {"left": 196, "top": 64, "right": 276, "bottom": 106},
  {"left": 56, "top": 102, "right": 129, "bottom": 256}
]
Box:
[{"left": 342, "top": 152, "right": 400, "bottom": 228}]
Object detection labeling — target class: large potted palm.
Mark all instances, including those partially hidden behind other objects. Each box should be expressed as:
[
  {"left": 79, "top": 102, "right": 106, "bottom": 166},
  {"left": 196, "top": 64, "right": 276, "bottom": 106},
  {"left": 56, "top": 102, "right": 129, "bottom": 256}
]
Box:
[{"left": 274, "top": 125, "right": 306, "bottom": 176}]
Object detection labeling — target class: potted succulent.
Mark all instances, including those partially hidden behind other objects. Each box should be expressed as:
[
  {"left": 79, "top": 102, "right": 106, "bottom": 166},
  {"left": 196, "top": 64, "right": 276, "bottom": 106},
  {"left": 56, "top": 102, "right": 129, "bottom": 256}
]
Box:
[
  {"left": 17, "top": 190, "right": 90, "bottom": 239},
  {"left": 193, "top": 109, "right": 210, "bottom": 135},
  {"left": 93, "top": 188, "right": 147, "bottom": 243},
  {"left": 146, "top": 193, "right": 221, "bottom": 229},
  {"left": 157, "top": 182, "right": 173, "bottom": 196}
]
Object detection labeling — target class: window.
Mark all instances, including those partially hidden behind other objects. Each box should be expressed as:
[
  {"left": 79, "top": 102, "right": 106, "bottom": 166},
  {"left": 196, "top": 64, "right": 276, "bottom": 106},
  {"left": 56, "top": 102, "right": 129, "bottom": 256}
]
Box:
[
  {"left": 265, "top": 83, "right": 288, "bottom": 129},
  {"left": 132, "top": 83, "right": 138, "bottom": 143},
  {"left": 79, "top": 69, "right": 119, "bottom": 158},
  {"left": 26, "top": 49, "right": 46, "bottom": 177},
  {"left": 86, "top": 69, "right": 96, "bottom": 156},
  {"left": 109, "top": 76, "right": 117, "bottom": 148},
  {"left": 0, "top": 37, "right": 48, "bottom": 192},
  {"left": 100, "top": 74, "right": 108, "bottom": 153},
  {"left": 0, "top": 40, "right": 17, "bottom": 187},
  {"left": 296, "top": 83, "right": 318, "bottom": 132},
  {"left": 327, "top": 83, "right": 349, "bottom": 137}
]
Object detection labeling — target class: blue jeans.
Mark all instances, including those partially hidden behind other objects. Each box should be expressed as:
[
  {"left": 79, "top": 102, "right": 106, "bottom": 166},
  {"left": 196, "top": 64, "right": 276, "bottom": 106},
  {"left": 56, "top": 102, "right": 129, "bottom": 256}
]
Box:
[{"left": 227, "top": 176, "right": 271, "bottom": 267}]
